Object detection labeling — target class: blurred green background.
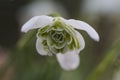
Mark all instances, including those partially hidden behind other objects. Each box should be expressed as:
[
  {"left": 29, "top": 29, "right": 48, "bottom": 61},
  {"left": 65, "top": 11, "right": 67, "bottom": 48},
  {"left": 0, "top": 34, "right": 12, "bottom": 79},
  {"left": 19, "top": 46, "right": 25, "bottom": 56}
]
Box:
[{"left": 0, "top": 0, "right": 120, "bottom": 80}]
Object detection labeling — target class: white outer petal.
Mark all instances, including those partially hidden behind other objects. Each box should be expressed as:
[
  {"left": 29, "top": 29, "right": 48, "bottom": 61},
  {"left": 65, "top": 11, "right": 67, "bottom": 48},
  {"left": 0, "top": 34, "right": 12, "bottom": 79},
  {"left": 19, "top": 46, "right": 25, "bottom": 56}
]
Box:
[
  {"left": 75, "top": 30, "right": 85, "bottom": 54},
  {"left": 56, "top": 51, "right": 80, "bottom": 70},
  {"left": 21, "top": 15, "right": 53, "bottom": 33},
  {"left": 64, "top": 19, "right": 100, "bottom": 42},
  {"left": 36, "top": 38, "right": 48, "bottom": 55}
]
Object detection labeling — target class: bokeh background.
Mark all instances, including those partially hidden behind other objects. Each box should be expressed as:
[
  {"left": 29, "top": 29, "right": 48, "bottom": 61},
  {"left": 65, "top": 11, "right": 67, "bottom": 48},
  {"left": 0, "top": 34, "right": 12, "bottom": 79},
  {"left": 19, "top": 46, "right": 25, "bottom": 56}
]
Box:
[{"left": 0, "top": 0, "right": 120, "bottom": 80}]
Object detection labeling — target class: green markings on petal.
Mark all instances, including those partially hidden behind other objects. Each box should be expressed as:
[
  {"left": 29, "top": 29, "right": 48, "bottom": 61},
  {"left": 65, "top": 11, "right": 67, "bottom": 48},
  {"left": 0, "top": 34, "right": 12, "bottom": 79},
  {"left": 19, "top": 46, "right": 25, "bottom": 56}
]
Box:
[
  {"left": 37, "top": 25, "right": 51, "bottom": 38},
  {"left": 68, "top": 38, "right": 75, "bottom": 50},
  {"left": 40, "top": 32, "right": 48, "bottom": 38},
  {"left": 39, "top": 25, "right": 50, "bottom": 33},
  {"left": 49, "top": 47, "right": 67, "bottom": 54},
  {"left": 66, "top": 33, "right": 72, "bottom": 44},
  {"left": 54, "top": 42, "right": 66, "bottom": 49},
  {"left": 68, "top": 36, "right": 81, "bottom": 50},
  {"left": 63, "top": 25, "right": 76, "bottom": 37},
  {"left": 50, "top": 31, "right": 65, "bottom": 43},
  {"left": 41, "top": 40, "right": 50, "bottom": 54},
  {"left": 42, "top": 40, "right": 47, "bottom": 46},
  {"left": 47, "top": 34, "right": 66, "bottom": 49},
  {"left": 47, "top": 36, "right": 55, "bottom": 47},
  {"left": 75, "top": 37, "right": 81, "bottom": 49}
]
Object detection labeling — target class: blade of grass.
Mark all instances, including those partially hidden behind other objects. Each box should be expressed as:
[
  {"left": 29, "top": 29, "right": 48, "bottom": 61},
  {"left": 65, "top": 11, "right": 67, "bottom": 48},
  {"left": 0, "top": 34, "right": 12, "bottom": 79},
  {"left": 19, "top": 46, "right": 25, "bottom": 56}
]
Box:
[{"left": 87, "top": 40, "right": 120, "bottom": 80}]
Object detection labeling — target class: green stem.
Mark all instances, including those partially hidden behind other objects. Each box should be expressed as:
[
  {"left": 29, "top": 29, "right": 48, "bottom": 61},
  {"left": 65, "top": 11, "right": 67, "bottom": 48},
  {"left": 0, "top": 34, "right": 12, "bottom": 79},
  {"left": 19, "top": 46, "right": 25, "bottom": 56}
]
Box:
[{"left": 87, "top": 40, "right": 120, "bottom": 80}]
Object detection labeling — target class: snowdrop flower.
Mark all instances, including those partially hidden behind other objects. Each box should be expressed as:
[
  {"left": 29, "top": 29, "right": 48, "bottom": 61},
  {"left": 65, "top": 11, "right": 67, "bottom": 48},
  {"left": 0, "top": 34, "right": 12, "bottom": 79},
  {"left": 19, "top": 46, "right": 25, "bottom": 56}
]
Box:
[{"left": 21, "top": 15, "right": 99, "bottom": 70}]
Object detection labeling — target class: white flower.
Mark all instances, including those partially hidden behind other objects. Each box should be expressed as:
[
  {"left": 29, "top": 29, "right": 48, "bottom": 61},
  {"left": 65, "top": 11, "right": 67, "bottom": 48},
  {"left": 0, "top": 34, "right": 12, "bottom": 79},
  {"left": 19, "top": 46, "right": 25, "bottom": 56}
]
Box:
[{"left": 21, "top": 15, "right": 99, "bottom": 70}]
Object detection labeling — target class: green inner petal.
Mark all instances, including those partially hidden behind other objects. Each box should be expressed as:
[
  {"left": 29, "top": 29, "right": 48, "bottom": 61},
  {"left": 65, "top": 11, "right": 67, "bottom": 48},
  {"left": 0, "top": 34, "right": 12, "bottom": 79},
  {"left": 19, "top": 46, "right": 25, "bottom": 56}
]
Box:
[
  {"left": 52, "top": 32, "right": 64, "bottom": 43},
  {"left": 74, "top": 37, "right": 81, "bottom": 49},
  {"left": 41, "top": 40, "right": 50, "bottom": 54},
  {"left": 47, "top": 36, "right": 55, "bottom": 47},
  {"left": 60, "top": 46, "right": 68, "bottom": 54},
  {"left": 76, "top": 37, "right": 81, "bottom": 49},
  {"left": 37, "top": 25, "right": 52, "bottom": 38},
  {"left": 54, "top": 42, "right": 66, "bottom": 49},
  {"left": 42, "top": 40, "right": 47, "bottom": 46},
  {"left": 68, "top": 37, "right": 81, "bottom": 50},
  {"left": 65, "top": 33, "right": 72, "bottom": 44},
  {"left": 68, "top": 38, "right": 76, "bottom": 50},
  {"left": 49, "top": 30, "right": 65, "bottom": 43},
  {"left": 39, "top": 25, "right": 51, "bottom": 33},
  {"left": 49, "top": 46, "right": 67, "bottom": 54},
  {"left": 63, "top": 25, "right": 75, "bottom": 37},
  {"left": 41, "top": 33, "right": 48, "bottom": 38},
  {"left": 47, "top": 35, "right": 66, "bottom": 49},
  {"left": 49, "top": 47, "right": 59, "bottom": 54}
]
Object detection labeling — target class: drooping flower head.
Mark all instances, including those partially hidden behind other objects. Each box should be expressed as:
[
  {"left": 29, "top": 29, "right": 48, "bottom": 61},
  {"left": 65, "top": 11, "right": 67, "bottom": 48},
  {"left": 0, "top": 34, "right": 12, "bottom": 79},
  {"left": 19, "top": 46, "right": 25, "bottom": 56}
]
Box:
[{"left": 21, "top": 15, "right": 99, "bottom": 70}]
